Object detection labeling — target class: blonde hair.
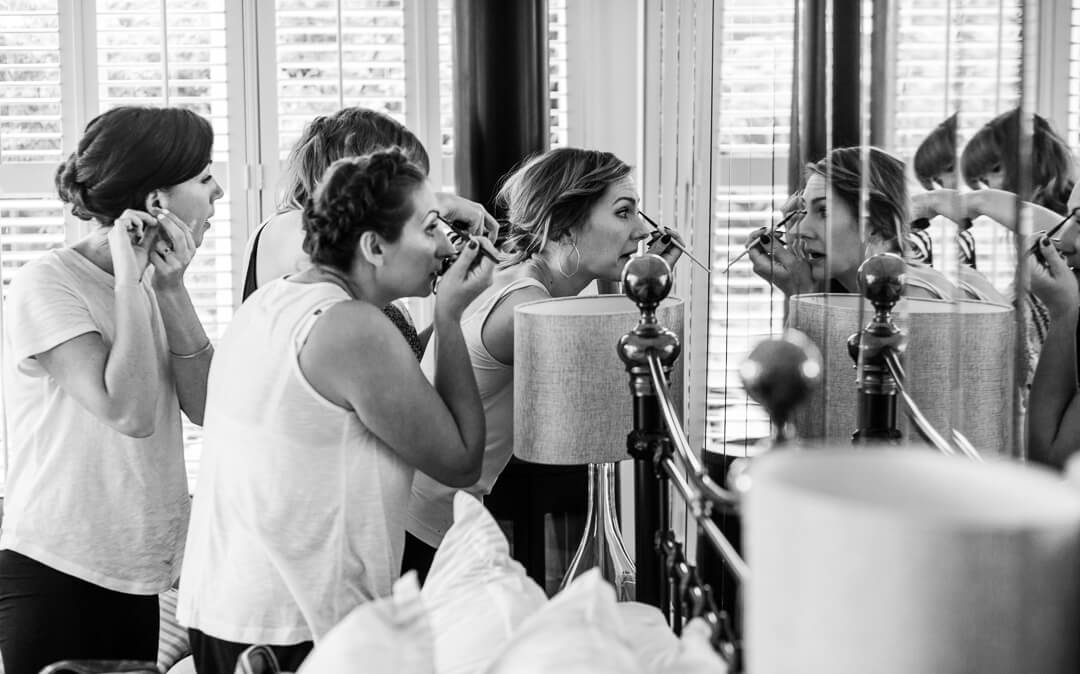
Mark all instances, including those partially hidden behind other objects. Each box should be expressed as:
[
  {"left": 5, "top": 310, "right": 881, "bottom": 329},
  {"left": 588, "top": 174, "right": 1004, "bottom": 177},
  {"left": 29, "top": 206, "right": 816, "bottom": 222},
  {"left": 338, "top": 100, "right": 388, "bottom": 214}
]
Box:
[{"left": 497, "top": 147, "right": 631, "bottom": 267}]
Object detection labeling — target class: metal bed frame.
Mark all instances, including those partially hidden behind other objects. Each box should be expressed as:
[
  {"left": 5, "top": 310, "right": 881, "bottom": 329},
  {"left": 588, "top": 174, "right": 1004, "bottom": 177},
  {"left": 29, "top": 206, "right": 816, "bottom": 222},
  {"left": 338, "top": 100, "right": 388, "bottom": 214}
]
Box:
[{"left": 618, "top": 251, "right": 981, "bottom": 670}]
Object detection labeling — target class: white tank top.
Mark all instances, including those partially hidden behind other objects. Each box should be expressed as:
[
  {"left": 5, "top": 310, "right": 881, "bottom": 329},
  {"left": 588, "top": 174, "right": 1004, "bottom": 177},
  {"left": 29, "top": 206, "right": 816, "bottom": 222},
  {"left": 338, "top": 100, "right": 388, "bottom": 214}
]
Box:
[
  {"left": 176, "top": 279, "right": 414, "bottom": 644},
  {"left": 406, "top": 277, "right": 548, "bottom": 548}
]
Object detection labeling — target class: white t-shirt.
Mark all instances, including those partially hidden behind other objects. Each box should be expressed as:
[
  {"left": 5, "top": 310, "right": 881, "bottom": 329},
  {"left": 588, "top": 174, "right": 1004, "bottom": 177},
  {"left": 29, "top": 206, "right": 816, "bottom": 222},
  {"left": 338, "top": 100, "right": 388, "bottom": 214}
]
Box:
[
  {"left": 177, "top": 279, "right": 415, "bottom": 645},
  {"left": 1, "top": 248, "right": 189, "bottom": 594},
  {"left": 407, "top": 277, "right": 548, "bottom": 548}
]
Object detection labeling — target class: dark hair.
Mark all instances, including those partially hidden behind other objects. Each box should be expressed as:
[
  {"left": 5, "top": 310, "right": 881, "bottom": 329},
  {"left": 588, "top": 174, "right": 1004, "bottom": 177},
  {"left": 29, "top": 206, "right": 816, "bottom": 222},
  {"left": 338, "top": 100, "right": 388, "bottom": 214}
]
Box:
[
  {"left": 55, "top": 107, "right": 213, "bottom": 226},
  {"left": 302, "top": 149, "right": 427, "bottom": 272},
  {"left": 913, "top": 113, "right": 958, "bottom": 190},
  {"left": 496, "top": 147, "right": 632, "bottom": 267},
  {"left": 960, "top": 108, "right": 1076, "bottom": 213},
  {"left": 281, "top": 107, "right": 430, "bottom": 212},
  {"left": 807, "top": 146, "right": 910, "bottom": 252}
]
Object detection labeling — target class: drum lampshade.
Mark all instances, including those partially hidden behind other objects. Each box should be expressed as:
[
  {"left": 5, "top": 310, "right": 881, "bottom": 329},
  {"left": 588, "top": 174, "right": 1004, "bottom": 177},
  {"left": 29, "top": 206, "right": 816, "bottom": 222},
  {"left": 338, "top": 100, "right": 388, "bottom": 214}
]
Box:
[
  {"left": 514, "top": 295, "right": 684, "bottom": 464},
  {"left": 788, "top": 294, "right": 1015, "bottom": 454},
  {"left": 745, "top": 448, "right": 1080, "bottom": 673}
]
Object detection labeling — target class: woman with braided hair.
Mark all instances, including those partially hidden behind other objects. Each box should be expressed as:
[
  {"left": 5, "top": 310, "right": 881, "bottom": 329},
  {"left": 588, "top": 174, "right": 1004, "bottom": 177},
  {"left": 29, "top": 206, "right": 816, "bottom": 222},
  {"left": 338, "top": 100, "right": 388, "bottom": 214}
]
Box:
[
  {"left": 177, "top": 148, "right": 497, "bottom": 674},
  {"left": 0, "top": 106, "right": 220, "bottom": 674},
  {"left": 243, "top": 106, "right": 499, "bottom": 360}
]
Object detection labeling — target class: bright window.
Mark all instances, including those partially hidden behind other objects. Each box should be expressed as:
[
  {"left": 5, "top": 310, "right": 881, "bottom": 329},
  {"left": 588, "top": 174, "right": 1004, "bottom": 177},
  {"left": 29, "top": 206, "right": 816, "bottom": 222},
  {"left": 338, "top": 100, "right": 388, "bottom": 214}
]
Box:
[{"left": 0, "top": 0, "right": 571, "bottom": 490}]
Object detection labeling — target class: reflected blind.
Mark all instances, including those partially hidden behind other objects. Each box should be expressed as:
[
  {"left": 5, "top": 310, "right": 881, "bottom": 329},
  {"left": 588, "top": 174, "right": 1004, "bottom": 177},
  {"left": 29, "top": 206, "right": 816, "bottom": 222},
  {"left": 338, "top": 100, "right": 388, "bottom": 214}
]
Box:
[{"left": 707, "top": 0, "right": 796, "bottom": 448}]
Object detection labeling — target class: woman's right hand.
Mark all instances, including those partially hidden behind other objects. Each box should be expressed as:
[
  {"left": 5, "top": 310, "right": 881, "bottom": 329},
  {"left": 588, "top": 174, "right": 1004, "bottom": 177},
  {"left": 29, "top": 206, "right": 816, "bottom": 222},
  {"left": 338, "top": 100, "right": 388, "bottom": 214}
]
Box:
[
  {"left": 1030, "top": 235, "right": 1080, "bottom": 320},
  {"left": 435, "top": 236, "right": 498, "bottom": 320},
  {"left": 108, "top": 209, "right": 159, "bottom": 286},
  {"left": 745, "top": 227, "right": 815, "bottom": 295}
]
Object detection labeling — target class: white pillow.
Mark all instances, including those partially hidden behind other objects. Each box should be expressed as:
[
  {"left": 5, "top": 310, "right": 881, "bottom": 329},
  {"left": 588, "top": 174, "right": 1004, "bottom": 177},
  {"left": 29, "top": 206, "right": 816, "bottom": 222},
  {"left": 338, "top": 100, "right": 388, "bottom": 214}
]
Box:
[
  {"left": 297, "top": 572, "right": 434, "bottom": 674},
  {"left": 422, "top": 492, "right": 547, "bottom": 674},
  {"left": 615, "top": 603, "right": 730, "bottom": 673},
  {"left": 616, "top": 602, "right": 680, "bottom": 673},
  {"left": 484, "top": 569, "right": 644, "bottom": 674},
  {"left": 664, "top": 618, "right": 730, "bottom": 674}
]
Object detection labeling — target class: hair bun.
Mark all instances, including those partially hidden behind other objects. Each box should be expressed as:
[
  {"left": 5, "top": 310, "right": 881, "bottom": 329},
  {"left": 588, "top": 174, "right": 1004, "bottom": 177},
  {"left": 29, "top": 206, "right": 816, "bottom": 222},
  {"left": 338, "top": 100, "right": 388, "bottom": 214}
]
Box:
[{"left": 54, "top": 152, "right": 94, "bottom": 220}]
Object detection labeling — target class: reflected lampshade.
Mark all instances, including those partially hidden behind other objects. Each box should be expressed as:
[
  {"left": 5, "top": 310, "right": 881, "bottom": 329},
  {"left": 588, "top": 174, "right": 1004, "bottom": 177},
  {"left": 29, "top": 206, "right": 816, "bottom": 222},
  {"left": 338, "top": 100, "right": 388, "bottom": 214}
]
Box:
[
  {"left": 514, "top": 294, "right": 684, "bottom": 465},
  {"left": 788, "top": 294, "right": 1015, "bottom": 454}
]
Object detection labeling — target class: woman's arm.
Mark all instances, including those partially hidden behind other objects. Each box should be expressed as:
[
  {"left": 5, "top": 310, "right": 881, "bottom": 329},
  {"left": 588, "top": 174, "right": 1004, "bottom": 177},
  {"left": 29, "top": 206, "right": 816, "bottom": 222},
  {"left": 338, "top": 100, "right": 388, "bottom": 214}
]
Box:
[
  {"left": 151, "top": 211, "right": 213, "bottom": 425},
  {"left": 36, "top": 214, "right": 162, "bottom": 436},
  {"left": 301, "top": 242, "right": 496, "bottom": 487},
  {"left": 1028, "top": 238, "right": 1080, "bottom": 469},
  {"left": 914, "top": 188, "right": 1062, "bottom": 234}
]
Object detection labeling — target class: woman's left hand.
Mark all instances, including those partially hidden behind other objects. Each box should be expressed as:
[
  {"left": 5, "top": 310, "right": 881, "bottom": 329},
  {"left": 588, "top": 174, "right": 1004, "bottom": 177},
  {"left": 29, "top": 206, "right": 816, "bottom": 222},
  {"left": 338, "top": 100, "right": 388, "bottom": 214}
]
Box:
[
  {"left": 1029, "top": 235, "right": 1080, "bottom": 320},
  {"left": 149, "top": 209, "right": 196, "bottom": 290},
  {"left": 646, "top": 228, "right": 685, "bottom": 268},
  {"left": 435, "top": 192, "right": 500, "bottom": 239}
]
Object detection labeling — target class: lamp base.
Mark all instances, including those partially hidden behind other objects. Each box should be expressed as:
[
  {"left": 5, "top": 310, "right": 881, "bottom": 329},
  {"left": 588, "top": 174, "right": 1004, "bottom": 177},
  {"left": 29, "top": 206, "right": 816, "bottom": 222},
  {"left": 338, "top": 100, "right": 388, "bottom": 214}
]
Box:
[{"left": 559, "top": 462, "right": 635, "bottom": 600}]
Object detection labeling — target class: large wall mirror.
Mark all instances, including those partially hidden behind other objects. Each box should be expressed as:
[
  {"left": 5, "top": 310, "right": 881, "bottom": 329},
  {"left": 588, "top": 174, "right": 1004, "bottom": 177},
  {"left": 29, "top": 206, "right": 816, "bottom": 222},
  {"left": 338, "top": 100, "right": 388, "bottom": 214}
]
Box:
[{"left": 643, "top": 0, "right": 1074, "bottom": 464}]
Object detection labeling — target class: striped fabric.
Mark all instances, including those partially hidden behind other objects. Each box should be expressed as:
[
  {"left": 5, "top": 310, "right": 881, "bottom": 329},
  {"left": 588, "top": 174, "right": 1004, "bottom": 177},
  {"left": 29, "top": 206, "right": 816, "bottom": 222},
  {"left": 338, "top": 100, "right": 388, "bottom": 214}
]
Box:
[{"left": 158, "top": 589, "right": 190, "bottom": 672}]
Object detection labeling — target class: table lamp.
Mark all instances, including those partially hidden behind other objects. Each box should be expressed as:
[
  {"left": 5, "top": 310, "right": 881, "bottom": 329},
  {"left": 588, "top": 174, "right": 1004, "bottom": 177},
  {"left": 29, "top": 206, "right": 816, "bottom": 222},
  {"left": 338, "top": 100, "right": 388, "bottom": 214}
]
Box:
[
  {"left": 788, "top": 294, "right": 1014, "bottom": 453},
  {"left": 514, "top": 294, "right": 684, "bottom": 600}
]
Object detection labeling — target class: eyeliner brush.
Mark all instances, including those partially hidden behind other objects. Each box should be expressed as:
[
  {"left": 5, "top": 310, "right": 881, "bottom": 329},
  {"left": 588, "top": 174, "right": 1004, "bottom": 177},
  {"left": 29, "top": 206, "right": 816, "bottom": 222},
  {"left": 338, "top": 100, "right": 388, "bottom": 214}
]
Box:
[{"left": 637, "top": 211, "right": 711, "bottom": 273}]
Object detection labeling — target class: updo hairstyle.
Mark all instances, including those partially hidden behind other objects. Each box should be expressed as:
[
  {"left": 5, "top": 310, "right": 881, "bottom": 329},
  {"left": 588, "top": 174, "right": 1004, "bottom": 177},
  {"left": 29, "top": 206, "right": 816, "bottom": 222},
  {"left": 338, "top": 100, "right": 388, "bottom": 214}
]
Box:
[
  {"left": 55, "top": 106, "right": 213, "bottom": 226},
  {"left": 806, "top": 146, "right": 910, "bottom": 253},
  {"left": 496, "top": 147, "right": 632, "bottom": 267},
  {"left": 302, "top": 149, "right": 427, "bottom": 272}
]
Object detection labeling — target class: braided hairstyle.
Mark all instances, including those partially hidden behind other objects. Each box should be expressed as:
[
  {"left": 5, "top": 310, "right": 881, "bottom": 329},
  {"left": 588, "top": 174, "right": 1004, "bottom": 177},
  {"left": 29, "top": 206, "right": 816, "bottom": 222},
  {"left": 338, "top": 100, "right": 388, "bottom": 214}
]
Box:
[
  {"left": 55, "top": 107, "right": 213, "bottom": 226},
  {"left": 281, "top": 107, "right": 430, "bottom": 213},
  {"left": 496, "top": 147, "right": 632, "bottom": 267},
  {"left": 302, "top": 149, "right": 427, "bottom": 272},
  {"left": 807, "top": 146, "right": 910, "bottom": 254}
]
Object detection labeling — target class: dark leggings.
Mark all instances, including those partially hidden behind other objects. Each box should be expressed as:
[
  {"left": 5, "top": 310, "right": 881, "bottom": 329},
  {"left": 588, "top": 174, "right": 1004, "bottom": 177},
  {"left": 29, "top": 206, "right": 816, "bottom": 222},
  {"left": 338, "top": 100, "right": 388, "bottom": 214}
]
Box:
[
  {"left": 189, "top": 629, "right": 312, "bottom": 674},
  {"left": 0, "top": 550, "right": 159, "bottom": 674}
]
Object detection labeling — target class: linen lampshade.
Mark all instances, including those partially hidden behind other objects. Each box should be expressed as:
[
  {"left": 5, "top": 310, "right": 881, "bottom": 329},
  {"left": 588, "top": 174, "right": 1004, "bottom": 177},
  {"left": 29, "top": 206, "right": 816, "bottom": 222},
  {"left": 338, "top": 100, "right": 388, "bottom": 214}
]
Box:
[
  {"left": 514, "top": 294, "right": 684, "bottom": 465},
  {"left": 745, "top": 448, "right": 1080, "bottom": 674},
  {"left": 788, "top": 294, "right": 1014, "bottom": 454}
]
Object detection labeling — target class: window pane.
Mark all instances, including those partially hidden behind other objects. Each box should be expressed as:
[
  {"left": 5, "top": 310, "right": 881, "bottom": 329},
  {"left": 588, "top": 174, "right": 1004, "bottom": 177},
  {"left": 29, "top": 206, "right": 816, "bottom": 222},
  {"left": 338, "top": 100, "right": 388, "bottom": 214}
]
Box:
[
  {"left": 275, "top": 0, "right": 408, "bottom": 160},
  {"left": 0, "top": 0, "right": 62, "bottom": 163},
  {"left": 96, "top": 0, "right": 233, "bottom": 487}
]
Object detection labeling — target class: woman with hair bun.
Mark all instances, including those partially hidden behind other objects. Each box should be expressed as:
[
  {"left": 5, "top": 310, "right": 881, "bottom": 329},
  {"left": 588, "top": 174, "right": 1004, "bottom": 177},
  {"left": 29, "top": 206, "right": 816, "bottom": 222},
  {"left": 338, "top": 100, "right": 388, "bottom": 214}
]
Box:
[
  {"left": 0, "top": 106, "right": 221, "bottom": 674},
  {"left": 177, "top": 149, "right": 496, "bottom": 674},
  {"left": 403, "top": 147, "right": 684, "bottom": 577}
]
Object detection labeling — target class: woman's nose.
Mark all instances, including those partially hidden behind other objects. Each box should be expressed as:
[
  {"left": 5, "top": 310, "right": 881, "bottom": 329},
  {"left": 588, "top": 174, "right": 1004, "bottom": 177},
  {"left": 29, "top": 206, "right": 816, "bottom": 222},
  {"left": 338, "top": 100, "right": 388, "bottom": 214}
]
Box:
[
  {"left": 631, "top": 215, "right": 653, "bottom": 240},
  {"left": 211, "top": 178, "right": 224, "bottom": 200},
  {"left": 1058, "top": 218, "right": 1080, "bottom": 252},
  {"left": 436, "top": 228, "right": 457, "bottom": 257}
]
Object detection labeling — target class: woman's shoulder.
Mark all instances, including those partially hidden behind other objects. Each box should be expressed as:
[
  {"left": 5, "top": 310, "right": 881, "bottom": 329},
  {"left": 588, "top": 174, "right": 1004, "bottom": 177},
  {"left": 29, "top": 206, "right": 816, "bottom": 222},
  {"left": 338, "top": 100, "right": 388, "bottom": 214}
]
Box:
[
  {"left": 256, "top": 210, "right": 309, "bottom": 285},
  {"left": 903, "top": 263, "right": 962, "bottom": 300}
]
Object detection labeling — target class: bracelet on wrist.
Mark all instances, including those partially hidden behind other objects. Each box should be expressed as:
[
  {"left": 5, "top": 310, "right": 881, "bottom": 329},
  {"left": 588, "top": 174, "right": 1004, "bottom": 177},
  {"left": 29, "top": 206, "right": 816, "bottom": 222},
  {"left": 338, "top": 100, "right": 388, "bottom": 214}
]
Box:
[{"left": 169, "top": 340, "right": 213, "bottom": 359}]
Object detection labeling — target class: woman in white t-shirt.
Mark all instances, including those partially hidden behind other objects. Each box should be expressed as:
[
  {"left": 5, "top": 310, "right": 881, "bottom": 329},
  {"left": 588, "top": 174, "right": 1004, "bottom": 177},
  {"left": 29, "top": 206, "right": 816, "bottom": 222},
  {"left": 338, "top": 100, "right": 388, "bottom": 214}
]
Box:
[
  {"left": 0, "top": 106, "right": 221, "bottom": 674},
  {"left": 177, "top": 149, "right": 495, "bottom": 674},
  {"left": 403, "top": 148, "right": 685, "bottom": 576}
]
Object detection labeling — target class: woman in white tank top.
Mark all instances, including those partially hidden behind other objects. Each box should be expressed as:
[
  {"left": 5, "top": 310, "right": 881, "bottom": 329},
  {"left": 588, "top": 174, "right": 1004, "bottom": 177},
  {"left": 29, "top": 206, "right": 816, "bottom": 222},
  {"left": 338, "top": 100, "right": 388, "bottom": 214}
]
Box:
[
  {"left": 404, "top": 148, "right": 686, "bottom": 575},
  {"left": 177, "top": 149, "right": 498, "bottom": 674}
]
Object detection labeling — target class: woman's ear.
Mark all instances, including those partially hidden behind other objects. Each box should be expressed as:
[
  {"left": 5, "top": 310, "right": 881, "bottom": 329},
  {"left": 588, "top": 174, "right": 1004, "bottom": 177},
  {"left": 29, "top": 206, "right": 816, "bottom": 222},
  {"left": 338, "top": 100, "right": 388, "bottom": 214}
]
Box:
[
  {"left": 145, "top": 190, "right": 165, "bottom": 213},
  {"left": 356, "top": 230, "right": 385, "bottom": 267}
]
